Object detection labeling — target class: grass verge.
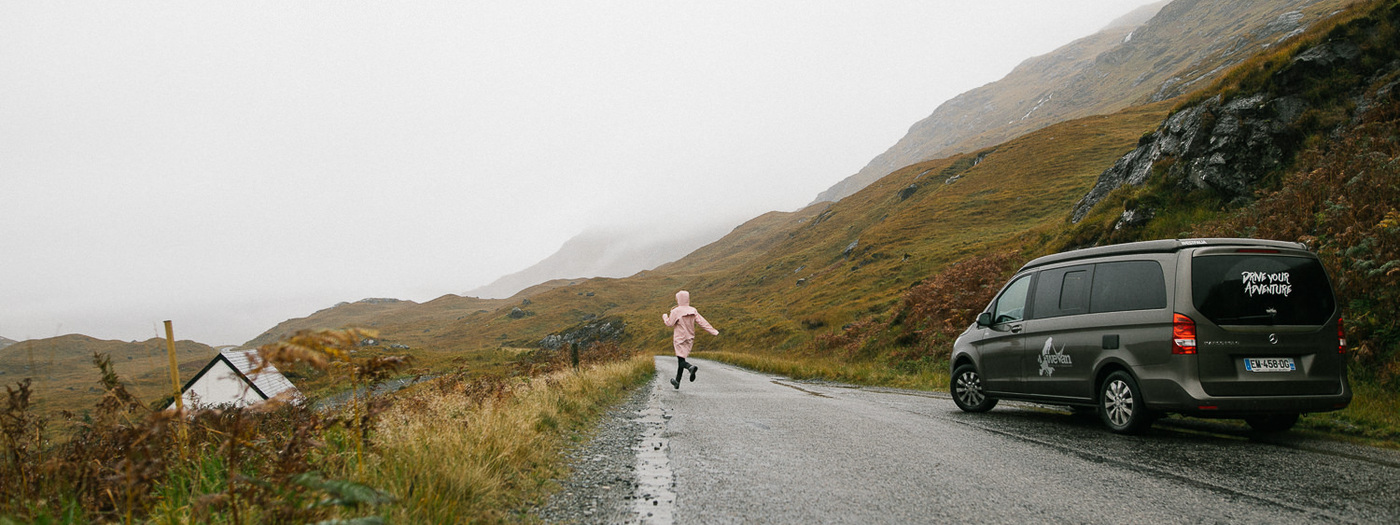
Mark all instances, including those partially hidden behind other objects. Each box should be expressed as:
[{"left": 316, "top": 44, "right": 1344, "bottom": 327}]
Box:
[
  {"left": 1299, "top": 379, "right": 1400, "bottom": 448},
  {"left": 697, "top": 351, "right": 947, "bottom": 392},
  {"left": 363, "top": 353, "right": 655, "bottom": 522}
]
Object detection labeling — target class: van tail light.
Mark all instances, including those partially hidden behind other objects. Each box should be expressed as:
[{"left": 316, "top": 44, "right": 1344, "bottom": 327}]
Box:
[
  {"left": 1338, "top": 317, "right": 1348, "bottom": 354},
  {"left": 1172, "top": 313, "right": 1197, "bottom": 355}
]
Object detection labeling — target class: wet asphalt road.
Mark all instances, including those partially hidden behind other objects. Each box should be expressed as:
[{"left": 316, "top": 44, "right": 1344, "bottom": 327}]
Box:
[{"left": 642, "top": 356, "right": 1400, "bottom": 524}]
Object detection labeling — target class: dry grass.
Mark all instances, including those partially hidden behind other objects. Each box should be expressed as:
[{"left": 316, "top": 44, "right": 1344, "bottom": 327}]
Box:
[
  {"left": 0, "top": 335, "right": 213, "bottom": 430},
  {"left": 1, "top": 329, "right": 655, "bottom": 523},
  {"left": 364, "top": 353, "right": 654, "bottom": 522},
  {"left": 700, "top": 351, "right": 946, "bottom": 392}
]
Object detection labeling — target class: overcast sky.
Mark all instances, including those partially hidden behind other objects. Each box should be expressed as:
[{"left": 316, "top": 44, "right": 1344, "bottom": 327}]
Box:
[{"left": 3, "top": 1, "right": 1154, "bottom": 346}]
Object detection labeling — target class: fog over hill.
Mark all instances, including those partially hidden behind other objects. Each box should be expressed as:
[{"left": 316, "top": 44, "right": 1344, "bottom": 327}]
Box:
[
  {"left": 468, "top": 222, "right": 736, "bottom": 300},
  {"left": 496, "top": 0, "right": 1348, "bottom": 298},
  {"left": 814, "top": 0, "right": 1347, "bottom": 203}
]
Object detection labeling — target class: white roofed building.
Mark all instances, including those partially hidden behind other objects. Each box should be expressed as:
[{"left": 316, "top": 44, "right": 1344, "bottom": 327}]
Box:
[{"left": 167, "top": 348, "right": 302, "bottom": 410}]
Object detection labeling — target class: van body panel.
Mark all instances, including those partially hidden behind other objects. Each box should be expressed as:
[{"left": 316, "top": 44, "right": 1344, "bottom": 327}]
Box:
[
  {"left": 1021, "top": 310, "right": 1166, "bottom": 401},
  {"left": 974, "top": 273, "right": 1034, "bottom": 393},
  {"left": 972, "top": 324, "right": 1024, "bottom": 394},
  {"left": 949, "top": 238, "right": 1351, "bottom": 430},
  {"left": 1140, "top": 378, "right": 1351, "bottom": 415},
  {"left": 1019, "top": 320, "right": 1097, "bottom": 399}
]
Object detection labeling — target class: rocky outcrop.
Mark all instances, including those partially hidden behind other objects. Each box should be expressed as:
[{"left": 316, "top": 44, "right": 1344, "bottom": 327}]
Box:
[
  {"left": 1072, "top": 37, "right": 1396, "bottom": 224},
  {"left": 1071, "top": 91, "right": 1306, "bottom": 222},
  {"left": 540, "top": 317, "right": 626, "bottom": 351}
]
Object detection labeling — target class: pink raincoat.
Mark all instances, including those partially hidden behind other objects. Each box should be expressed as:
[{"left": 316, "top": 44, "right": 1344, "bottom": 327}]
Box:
[{"left": 662, "top": 290, "right": 718, "bottom": 358}]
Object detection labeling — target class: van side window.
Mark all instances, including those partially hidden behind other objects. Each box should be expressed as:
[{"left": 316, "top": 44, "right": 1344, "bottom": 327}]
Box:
[
  {"left": 992, "top": 274, "right": 1032, "bottom": 324},
  {"left": 1090, "top": 261, "right": 1166, "bottom": 313},
  {"left": 1031, "top": 265, "right": 1092, "bottom": 318},
  {"left": 1062, "top": 270, "right": 1090, "bottom": 311}
]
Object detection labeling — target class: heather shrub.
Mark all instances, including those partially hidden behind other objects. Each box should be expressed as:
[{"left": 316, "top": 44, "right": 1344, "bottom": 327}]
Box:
[
  {"left": 888, "top": 250, "right": 1024, "bottom": 361},
  {"left": 803, "top": 250, "right": 1023, "bottom": 365}
]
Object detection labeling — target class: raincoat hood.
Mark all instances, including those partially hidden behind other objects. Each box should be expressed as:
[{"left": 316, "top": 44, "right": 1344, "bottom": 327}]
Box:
[{"left": 669, "top": 290, "right": 698, "bottom": 319}]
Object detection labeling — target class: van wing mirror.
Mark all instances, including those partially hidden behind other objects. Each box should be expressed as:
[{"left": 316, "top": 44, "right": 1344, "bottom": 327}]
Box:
[{"left": 976, "top": 312, "right": 993, "bottom": 328}]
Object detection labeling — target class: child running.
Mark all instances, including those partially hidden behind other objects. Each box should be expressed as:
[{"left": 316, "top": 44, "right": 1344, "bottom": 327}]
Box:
[{"left": 662, "top": 290, "right": 719, "bottom": 389}]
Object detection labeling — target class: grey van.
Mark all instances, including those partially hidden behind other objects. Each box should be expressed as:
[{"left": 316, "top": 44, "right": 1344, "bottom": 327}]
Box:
[{"left": 949, "top": 238, "right": 1351, "bottom": 434}]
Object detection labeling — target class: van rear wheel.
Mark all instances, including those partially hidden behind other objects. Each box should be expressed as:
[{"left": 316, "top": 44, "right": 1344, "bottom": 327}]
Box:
[
  {"left": 1245, "top": 413, "right": 1299, "bottom": 433},
  {"left": 1099, "top": 371, "right": 1154, "bottom": 434},
  {"left": 951, "top": 364, "right": 998, "bottom": 412}
]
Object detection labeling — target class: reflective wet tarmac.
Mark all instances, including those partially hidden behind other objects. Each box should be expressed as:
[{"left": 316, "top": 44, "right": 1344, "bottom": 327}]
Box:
[{"left": 646, "top": 356, "right": 1400, "bottom": 524}]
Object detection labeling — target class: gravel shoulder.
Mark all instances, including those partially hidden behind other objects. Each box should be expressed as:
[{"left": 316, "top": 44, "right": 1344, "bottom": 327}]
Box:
[{"left": 534, "top": 376, "right": 656, "bottom": 524}]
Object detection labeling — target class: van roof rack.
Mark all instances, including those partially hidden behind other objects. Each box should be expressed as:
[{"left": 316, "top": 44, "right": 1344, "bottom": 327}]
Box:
[{"left": 1022, "top": 238, "right": 1307, "bottom": 270}]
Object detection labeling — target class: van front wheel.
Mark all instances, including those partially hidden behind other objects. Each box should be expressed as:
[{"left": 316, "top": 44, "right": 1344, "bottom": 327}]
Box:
[
  {"left": 1099, "top": 371, "right": 1154, "bottom": 434},
  {"left": 952, "top": 364, "right": 998, "bottom": 412}
]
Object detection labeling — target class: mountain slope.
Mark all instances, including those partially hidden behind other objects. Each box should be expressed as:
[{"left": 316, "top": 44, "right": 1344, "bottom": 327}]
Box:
[
  {"left": 245, "top": 294, "right": 520, "bottom": 348},
  {"left": 815, "top": 0, "right": 1352, "bottom": 203},
  {"left": 468, "top": 224, "right": 733, "bottom": 299},
  {"left": 262, "top": 102, "right": 1167, "bottom": 362}
]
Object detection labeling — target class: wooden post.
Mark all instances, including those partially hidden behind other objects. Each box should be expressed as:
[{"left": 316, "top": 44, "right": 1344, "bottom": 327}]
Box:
[
  {"left": 165, "top": 320, "right": 189, "bottom": 459},
  {"left": 570, "top": 342, "right": 580, "bottom": 370},
  {"left": 165, "top": 320, "right": 184, "bottom": 412}
]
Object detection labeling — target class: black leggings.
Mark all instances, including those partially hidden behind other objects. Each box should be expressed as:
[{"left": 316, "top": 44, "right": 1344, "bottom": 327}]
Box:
[{"left": 675, "top": 356, "right": 690, "bottom": 382}]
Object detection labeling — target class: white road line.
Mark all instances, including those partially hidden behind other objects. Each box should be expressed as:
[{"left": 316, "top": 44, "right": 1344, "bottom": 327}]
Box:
[{"left": 632, "top": 383, "right": 676, "bottom": 524}]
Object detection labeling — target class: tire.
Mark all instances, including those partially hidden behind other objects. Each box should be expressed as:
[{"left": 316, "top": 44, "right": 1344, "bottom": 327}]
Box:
[
  {"left": 1099, "top": 371, "right": 1154, "bottom": 434},
  {"left": 1245, "top": 413, "right": 1299, "bottom": 433},
  {"left": 951, "top": 363, "right": 998, "bottom": 412}
]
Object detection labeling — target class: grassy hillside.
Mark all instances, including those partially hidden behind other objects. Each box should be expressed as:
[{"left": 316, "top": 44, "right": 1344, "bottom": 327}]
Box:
[
  {"left": 0, "top": 334, "right": 213, "bottom": 421},
  {"left": 680, "top": 104, "right": 1172, "bottom": 351},
  {"left": 246, "top": 101, "right": 1168, "bottom": 383}
]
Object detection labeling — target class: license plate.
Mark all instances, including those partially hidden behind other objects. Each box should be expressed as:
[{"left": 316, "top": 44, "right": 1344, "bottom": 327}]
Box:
[{"left": 1244, "top": 357, "right": 1296, "bottom": 372}]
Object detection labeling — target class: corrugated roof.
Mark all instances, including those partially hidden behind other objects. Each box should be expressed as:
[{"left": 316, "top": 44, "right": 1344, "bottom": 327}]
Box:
[{"left": 221, "top": 348, "right": 300, "bottom": 401}]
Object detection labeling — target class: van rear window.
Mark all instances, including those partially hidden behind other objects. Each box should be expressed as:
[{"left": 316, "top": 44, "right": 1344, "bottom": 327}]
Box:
[{"left": 1191, "top": 255, "right": 1335, "bottom": 326}]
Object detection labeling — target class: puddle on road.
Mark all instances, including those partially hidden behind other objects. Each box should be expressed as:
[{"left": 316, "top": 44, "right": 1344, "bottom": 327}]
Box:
[{"left": 633, "top": 389, "right": 676, "bottom": 524}]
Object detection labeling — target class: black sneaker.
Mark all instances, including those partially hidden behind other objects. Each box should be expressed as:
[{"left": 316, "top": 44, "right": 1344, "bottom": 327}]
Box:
[
  {"left": 689, "top": 365, "right": 698, "bottom": 382},
  {"left": 670, "top": 378, "right": 680, "bottom": 389}
]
